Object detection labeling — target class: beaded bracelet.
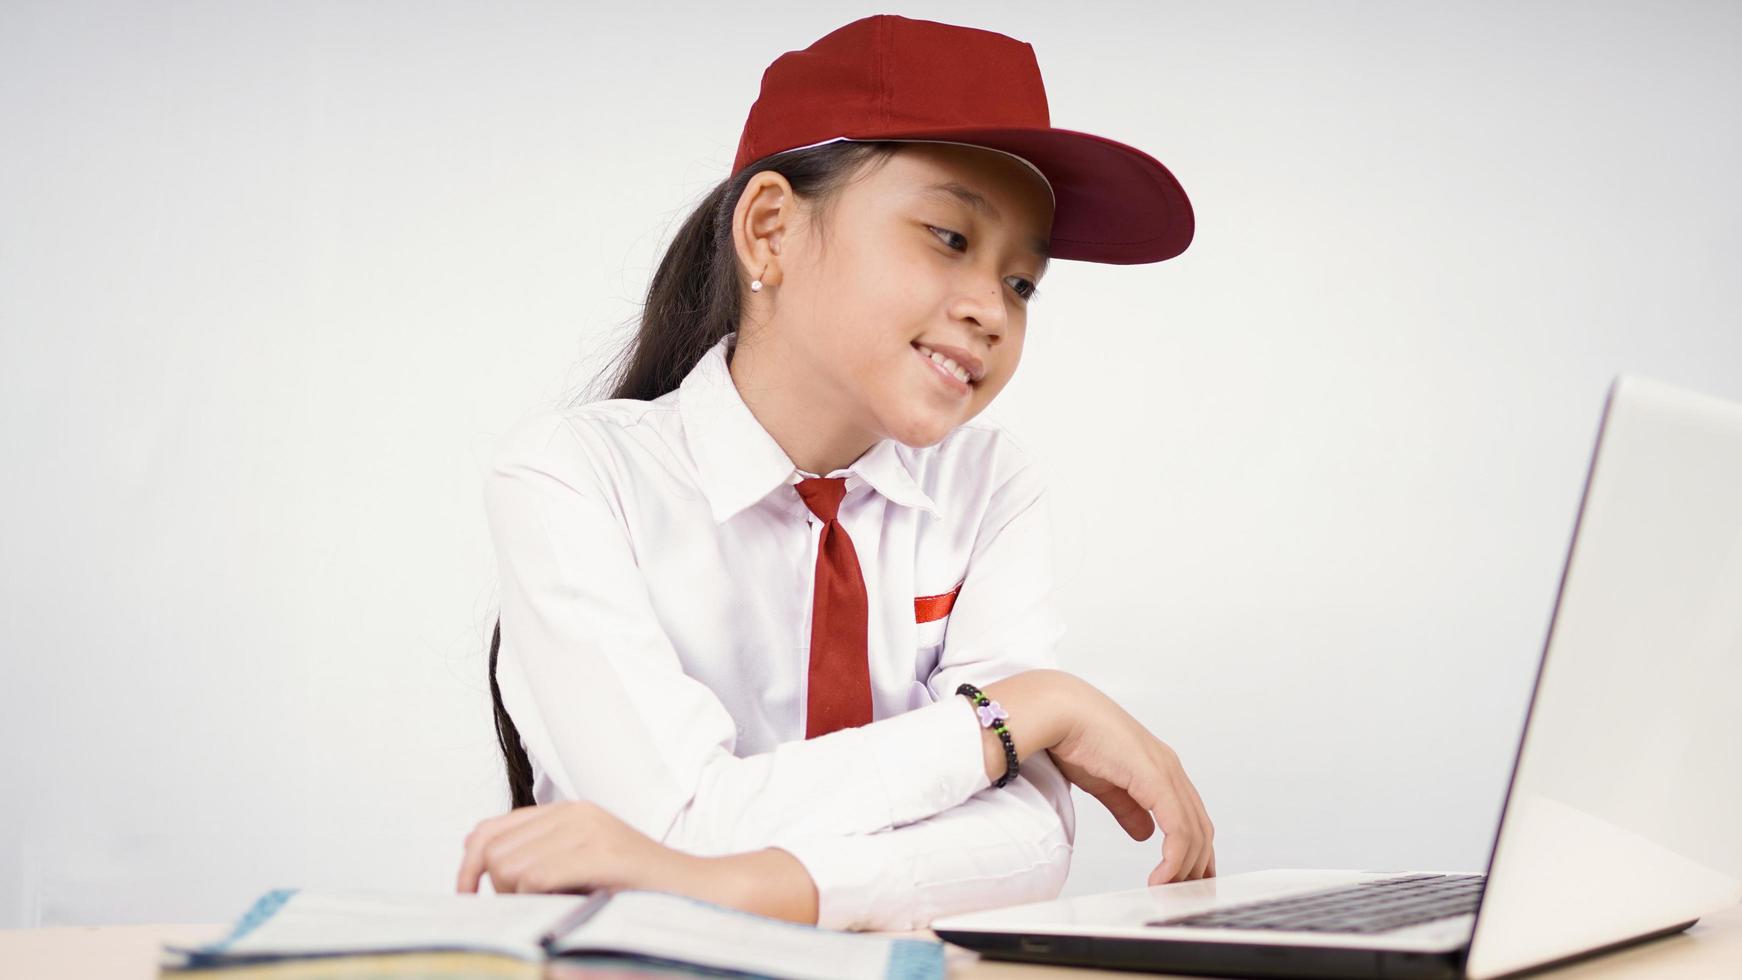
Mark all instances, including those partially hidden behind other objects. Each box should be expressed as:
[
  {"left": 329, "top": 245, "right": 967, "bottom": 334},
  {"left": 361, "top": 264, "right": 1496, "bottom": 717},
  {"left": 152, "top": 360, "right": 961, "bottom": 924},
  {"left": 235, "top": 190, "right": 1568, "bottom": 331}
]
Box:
[{"left": 957, "top": 682, "right": 1019, "bottom": 788}]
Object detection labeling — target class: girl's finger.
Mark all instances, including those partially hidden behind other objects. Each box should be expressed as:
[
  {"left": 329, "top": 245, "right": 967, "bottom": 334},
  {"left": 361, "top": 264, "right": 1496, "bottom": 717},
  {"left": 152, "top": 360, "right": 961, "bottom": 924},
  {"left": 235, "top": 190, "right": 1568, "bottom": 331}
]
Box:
[
  {"left": 1190, "top": 817, "right": 1212, "bottom": 879},
  {"left": 1168, "top": 813, "right": 1199, "bottom": 880},
  {"left": 1092, "top": 783, "right": 1156, "bottom": 841},
  {"left": 508, "top": 825, "right": 580, "bottom": 894},
  {"left": 1151, "top": 824, "right": 1188, "bottom": 887},
  {"left": 1160, "top": 757, "right": 1210, "bottom": 880},
  {"left": 456, "top": 806, "right": 548, "bottom": 892},
  {"left": 1179, "top": 773, "right": 1215, "bottom": 880},
  {"left": 1057, "top": 762, "right": 1156, "bottom": 842},
  {"left": 1151, "top": 756, "right": 1202, "bottom": 885},
  {"left": 1170, "top": 771, "right": 1209, "bottom": 881},
  {"left": 1187, "top": 838, "right": 1210, "bottom": 881},
  {"left": 1175, "top": 766, "right": 1214, "bottom": 846},
  {"left": 484, "top": 816, "right": 572, "bottom": 894},
  {"left": 1141, "top": 778, "right": 1189, "bottom": 886}
]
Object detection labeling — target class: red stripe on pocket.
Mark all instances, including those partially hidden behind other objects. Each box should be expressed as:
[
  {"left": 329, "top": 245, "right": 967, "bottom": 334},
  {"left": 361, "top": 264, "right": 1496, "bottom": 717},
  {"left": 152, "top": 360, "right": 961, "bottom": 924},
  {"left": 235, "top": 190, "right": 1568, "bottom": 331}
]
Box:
[{"left": 914, "top": 581, "right": 963, "bottom": 623}]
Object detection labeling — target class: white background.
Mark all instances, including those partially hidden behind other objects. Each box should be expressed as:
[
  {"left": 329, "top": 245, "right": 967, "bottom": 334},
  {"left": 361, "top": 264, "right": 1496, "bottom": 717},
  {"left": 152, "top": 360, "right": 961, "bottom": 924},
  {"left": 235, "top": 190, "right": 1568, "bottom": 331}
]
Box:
[{"left": 3, "top": 0, "right": 1738, "bottom": 928}]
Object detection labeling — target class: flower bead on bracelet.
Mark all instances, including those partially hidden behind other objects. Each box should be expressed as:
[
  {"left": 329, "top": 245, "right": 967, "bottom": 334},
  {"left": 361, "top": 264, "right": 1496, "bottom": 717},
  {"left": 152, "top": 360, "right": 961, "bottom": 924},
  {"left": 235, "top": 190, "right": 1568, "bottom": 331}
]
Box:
[
  {"left": 975, "top": 700, "right": 1009, "bottom": 727},
  {"left": 957, "top": 682, "right": 1020, "bottom": 789}
]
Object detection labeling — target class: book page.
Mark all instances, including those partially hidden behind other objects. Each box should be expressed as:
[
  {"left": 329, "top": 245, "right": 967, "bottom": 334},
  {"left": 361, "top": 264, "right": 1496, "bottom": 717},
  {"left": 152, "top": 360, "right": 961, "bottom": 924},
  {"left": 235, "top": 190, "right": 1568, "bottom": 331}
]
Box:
[
  {"left": 165, "top": 889, "right": 589, "bottom": 964},
  {"left": 551, "top": 890, "right": 944, "bottom": 980}
]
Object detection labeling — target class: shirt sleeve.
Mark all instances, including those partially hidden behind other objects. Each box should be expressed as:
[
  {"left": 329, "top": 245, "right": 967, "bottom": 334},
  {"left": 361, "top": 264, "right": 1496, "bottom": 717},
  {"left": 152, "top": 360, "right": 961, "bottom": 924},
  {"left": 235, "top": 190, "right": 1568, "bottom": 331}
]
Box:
[
  {"left": 484, "top": 410, "right": 991, "bottom": 854},
  {"left": 922, "top": 426, "right": 1070, "bottom": 707},
  {"left": 771, "top": 750, "right": 1074, "bottom": 931},
  {"left": 770, "top": 428, "right": 1078, "bottom": 930}
]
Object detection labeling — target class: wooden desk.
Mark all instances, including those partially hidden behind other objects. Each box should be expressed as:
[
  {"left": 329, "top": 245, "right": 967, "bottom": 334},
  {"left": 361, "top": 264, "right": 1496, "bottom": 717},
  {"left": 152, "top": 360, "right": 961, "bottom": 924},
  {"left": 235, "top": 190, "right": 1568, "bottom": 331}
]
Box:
[{"left": 3, "top": 904, "right": 1738, "bottom": 979}]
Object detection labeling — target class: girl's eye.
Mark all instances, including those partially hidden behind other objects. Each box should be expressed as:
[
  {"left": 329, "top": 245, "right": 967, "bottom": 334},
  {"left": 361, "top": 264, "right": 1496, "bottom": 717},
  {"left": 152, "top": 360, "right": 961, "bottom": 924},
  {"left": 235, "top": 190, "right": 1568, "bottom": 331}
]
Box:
[
  {"left": 928, "top": 225, "right": 968, "bottom": 251},
  {"left": 927, "top": 225, "right": 1040, "bottom": 303}
]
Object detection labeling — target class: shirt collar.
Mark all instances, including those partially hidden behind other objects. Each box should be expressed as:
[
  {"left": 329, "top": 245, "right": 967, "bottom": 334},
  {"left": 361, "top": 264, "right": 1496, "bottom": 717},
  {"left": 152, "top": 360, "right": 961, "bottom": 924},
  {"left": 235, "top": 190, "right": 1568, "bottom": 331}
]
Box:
[{"left": 678, "top": 332, "right": 940, "bottom": 524}]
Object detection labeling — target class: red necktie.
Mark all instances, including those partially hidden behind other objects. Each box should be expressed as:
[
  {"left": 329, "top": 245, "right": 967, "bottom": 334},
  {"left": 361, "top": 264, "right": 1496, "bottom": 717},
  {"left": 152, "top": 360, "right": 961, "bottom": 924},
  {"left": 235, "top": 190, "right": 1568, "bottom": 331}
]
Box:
[{"left": 796, "top": 477, "right": 873, "bottom": 738}]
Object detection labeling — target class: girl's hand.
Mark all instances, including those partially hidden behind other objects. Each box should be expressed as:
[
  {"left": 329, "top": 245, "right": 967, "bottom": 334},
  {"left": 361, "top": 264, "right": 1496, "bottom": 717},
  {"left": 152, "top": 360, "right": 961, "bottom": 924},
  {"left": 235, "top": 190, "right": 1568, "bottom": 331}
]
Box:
[
  {"left": 1046, "top": 678, "right": 1217, "bottom": 886},
  {"left": 455, "top": 800, "right": 705, "bottom": 897}
]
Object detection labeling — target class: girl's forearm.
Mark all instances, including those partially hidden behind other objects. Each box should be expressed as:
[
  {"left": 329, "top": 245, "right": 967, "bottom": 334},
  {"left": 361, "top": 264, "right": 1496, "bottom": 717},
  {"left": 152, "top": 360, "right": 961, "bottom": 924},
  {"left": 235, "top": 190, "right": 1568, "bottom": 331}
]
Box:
[
  {"left": 680, "top": 670, "right": 1080, "bottom": 925},
  {"left": 974, "top": 668, "right": 1078, "bottom": 784},
  {"left": 697, "top": 846, "right": 819, "bottom": 924}
]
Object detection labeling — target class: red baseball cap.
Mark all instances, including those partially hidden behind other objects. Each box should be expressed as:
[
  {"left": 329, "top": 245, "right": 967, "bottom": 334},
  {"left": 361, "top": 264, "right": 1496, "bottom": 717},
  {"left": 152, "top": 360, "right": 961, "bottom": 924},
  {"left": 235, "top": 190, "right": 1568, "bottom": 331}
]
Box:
[{"left": 730, "top": 14, "right": 1193, "bottom": 265}]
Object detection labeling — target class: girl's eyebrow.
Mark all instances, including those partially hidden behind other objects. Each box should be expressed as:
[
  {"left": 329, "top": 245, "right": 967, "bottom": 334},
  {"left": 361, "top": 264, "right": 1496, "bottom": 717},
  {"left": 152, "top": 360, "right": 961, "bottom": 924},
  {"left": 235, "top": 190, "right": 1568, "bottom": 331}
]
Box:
[{"left": 920, "top": 181, "right": 1051, "bottom": 275}]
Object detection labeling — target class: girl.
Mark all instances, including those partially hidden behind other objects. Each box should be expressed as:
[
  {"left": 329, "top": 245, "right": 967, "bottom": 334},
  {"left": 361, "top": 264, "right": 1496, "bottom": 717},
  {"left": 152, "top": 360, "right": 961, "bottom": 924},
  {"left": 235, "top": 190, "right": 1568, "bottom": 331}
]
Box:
[{"left": 457, "top": 13, "right": 1215, "bottom": 932}]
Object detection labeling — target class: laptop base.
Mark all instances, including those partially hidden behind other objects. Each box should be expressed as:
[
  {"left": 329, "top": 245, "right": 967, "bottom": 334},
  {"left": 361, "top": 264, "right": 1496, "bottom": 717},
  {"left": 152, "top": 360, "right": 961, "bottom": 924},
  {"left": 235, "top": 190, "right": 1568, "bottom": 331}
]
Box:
[
  {"left": 936, "top": 916, "right": 1699, "bottom": 979},
  {"left": 935, "top": 929, "right": 1467, "bottom": 980}
]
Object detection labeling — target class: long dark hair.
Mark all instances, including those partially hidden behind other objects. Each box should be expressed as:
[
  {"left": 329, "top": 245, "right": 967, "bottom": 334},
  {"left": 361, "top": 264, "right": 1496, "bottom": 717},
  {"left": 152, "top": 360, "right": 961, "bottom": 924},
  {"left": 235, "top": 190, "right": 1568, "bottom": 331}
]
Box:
[{"left": 487, "top": 139, "right": 900, "bottom": 808}]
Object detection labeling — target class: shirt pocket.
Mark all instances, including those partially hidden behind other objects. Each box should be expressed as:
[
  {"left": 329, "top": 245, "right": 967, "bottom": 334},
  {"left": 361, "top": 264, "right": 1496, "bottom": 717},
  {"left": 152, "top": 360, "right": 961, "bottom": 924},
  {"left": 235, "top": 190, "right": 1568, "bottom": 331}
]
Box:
[{"left": 911, "top": 579, "right": 963, "bottom": 683}]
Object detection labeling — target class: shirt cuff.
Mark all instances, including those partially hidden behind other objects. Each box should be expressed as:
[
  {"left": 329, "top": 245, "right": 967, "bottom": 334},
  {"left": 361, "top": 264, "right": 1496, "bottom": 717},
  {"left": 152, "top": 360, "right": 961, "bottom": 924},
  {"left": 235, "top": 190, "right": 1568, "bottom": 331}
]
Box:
[
  {"left": 767, "top": 694, "right": 990, "bottom": 931},
  {"left": 770, "top": 832, "right": 921, "bottom": 932},
  {"left": 868, "top": 691, "right": 990, "bottom": 829}
]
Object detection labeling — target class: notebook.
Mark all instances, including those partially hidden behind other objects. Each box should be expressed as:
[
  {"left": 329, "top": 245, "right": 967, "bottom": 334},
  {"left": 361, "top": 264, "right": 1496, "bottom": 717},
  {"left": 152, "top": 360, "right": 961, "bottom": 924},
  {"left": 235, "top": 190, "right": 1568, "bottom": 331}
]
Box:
[{"left": 159, "top": 886, "right": 945, "bottom": 980}]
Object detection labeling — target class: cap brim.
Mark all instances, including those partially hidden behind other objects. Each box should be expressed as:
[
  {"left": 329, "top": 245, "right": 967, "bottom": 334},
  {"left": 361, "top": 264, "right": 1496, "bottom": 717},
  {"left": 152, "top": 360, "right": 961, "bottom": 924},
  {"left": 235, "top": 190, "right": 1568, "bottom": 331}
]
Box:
[{"left": 841, "top": 125, "right": 1194, "bottom": 264}]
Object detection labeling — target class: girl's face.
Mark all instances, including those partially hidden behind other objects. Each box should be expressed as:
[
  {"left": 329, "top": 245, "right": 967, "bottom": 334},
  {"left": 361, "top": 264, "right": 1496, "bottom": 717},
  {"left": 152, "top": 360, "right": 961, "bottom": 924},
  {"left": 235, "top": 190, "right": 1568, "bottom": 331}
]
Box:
[{"left": 744, "top": 142, "right": 1054, "bottom": 453}]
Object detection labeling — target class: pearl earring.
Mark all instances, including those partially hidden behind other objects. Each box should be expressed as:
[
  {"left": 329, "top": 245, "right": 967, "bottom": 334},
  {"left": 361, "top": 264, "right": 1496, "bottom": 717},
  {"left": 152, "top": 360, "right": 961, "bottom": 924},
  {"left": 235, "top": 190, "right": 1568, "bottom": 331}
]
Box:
[{"left": 750, "top": 278, "right": 762, "bottom": 292}]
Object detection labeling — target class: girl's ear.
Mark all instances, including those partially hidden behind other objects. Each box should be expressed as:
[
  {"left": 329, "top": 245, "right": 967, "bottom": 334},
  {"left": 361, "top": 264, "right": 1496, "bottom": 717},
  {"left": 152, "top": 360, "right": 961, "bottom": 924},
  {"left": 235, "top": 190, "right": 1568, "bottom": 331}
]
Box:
[{"left": 732, "top": 171, "right": 791, "bottom": 290}]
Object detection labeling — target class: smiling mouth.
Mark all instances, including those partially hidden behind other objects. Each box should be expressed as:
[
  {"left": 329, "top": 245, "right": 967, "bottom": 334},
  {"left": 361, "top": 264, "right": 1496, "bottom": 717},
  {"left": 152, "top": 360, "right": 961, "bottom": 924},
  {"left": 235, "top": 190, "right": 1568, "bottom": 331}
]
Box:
[{"left": 913, "top": 342, "right": 975, "bottom": 396}]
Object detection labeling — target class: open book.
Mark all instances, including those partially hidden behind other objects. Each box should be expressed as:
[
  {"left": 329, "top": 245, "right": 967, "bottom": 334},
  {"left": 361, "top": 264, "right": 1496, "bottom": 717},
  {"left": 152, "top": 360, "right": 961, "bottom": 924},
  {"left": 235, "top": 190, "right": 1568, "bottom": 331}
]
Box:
[{"left": 160, "top": 887, "right": 945, "bottom": 980}]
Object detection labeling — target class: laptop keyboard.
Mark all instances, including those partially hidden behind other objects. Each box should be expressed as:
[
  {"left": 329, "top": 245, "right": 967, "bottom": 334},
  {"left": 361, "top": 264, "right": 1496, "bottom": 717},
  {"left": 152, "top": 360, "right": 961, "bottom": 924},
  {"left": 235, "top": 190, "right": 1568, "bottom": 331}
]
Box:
[{"left": 1145, "top": 873, "right": 1487, "bottom": 934}]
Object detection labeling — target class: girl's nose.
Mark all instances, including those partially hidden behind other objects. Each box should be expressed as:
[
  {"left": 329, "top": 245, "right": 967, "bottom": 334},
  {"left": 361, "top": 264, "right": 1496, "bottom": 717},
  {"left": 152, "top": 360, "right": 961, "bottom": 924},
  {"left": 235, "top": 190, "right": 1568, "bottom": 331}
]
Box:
[{"left": 953, "top": 283, "right": 1008, "bottom": 341}]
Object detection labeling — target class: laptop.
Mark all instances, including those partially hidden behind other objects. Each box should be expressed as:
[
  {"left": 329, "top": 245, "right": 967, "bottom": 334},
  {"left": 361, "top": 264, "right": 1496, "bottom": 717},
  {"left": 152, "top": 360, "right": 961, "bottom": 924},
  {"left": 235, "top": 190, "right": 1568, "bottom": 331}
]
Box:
[{"left": 931, "top": 373, "right": 1742, "bottom": 979}]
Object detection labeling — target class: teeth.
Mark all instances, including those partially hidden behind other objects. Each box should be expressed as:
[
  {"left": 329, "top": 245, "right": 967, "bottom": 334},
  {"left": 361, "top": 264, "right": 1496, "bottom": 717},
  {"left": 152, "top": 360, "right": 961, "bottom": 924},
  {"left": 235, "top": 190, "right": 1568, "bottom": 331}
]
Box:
[{"left": 916, "top": 344, "right": 972, "bottom": 384}]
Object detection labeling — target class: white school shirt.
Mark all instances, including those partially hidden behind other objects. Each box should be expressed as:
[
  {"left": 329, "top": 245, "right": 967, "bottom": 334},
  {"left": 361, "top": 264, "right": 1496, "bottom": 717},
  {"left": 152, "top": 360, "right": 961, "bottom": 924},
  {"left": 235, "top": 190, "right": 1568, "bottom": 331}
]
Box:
[{"left": 485, "top": 330, "right": 1075, "bottom": 931}]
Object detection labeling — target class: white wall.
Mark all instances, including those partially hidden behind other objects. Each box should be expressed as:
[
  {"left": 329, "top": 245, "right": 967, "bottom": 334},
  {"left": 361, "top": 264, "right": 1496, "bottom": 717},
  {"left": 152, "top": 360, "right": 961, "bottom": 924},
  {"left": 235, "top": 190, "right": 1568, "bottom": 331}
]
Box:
[{"left": 3, "top": 0, "right": 1738, "bottom": 928}]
